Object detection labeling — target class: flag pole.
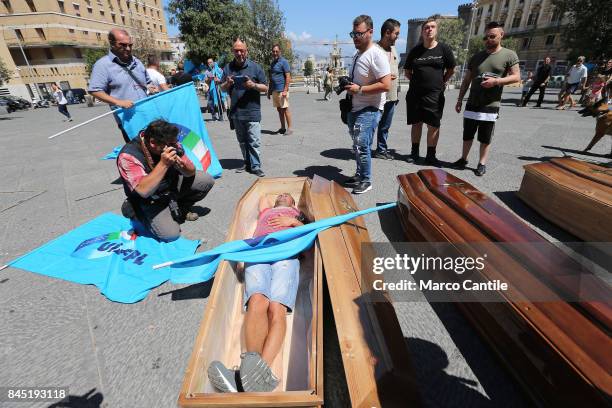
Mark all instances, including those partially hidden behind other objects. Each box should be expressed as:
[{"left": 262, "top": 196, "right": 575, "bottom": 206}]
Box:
[{"left": 48, "top": 110, "right": 118, "bottom": 140}]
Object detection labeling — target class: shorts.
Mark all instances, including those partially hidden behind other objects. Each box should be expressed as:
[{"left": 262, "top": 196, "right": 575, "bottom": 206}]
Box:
[
  {"left": 244, "top": 258, "right": 300, "bottom": 312},
  {"left": 565, "top": 82, "right": 580, "bottom": 94},
  {"left": 272, "top": 91, "right": 290, "bottom": 108},
  {"left": 406, "top": 90, "right": 445, "bottom": 128},
  {"left": 463, "top": 118, "right": 496, "bottom": 144}
]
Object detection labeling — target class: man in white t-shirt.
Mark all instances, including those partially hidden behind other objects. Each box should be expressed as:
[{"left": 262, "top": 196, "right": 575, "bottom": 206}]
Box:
[
  {"left": 146, "top": 55, "right": 169, "bottom": 93},
  {"left": 344, "top": 14, "right": 391, "bottom": 194},
  {"left": 557, "top": 56, "right": 587, "bottom": 109}
]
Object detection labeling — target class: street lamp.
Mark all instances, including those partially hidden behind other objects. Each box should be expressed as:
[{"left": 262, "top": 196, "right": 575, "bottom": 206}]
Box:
[
  {"left": 12, "top": 28, "right": 44, "bottom": 101},
  {"left": 460, "top": 1, "right": 479, "bottom": 84}
]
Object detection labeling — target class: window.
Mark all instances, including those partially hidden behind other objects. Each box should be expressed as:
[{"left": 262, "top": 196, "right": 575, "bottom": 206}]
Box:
[
  {"left": 121, "top": 15, "right": 125, "bottom": 24},
  {"left": 25, "top": 0, "right": 36, "bottom": 12},
  {"left": 68, "top": 28, "right": 75, "bottom": 33},
  {"left": 83, "top": 30, "right": 88, "bottom": 35},
  {"left": 35, "top": 28, "right": 46, "bottom": 40},
  {"left": 15, "top": 29, "right": 24, "bottom": 41},
  {"left": 488, "top": 4, "right": 493, "bottom": 12},
  {"left": 545, "top": 35, "right": 555, "bottom": 45},
  {"left": 504, "top": 0, "right": 509, "bottom": 8},
  {"left": 87, "top": 6, "right": 92, "bottom": 13},
  {"left": 100, "top": 10, "right": 104, "bottom": 16},
  {"left": 74, "top": 48, "right": 82, "bottom": 58},
  {"left": 477, "top": 7, "right": 482, "bottom": 16},
  {"left": 521, "top": 37, "right": 532, "bottom": 50},
  {"left": 527, "top": 11, "right": 539, "bottom": 26},
  {"left": 57, "top": 0, "right": 65, "bottom": 13},
  {"left": 111, "top": 14, "right": 116, "bottom": 22},
  {"left": 44, "top": 48, "right": 54, "bottom": 59},
  {"left": 2, "top": 0, "right": 13, "bottom": 13},
  {"left": 73, "top": 3, "right": 79, "bottom": 11},
  {"left": 96, "top": 32, "right": 101, "bottom": 40},
  {"left": 512, "top": 14, "right": 522, "bottom": 28},
  {"left": 551, "top": 7, "right": 562, "bottom": 22}
]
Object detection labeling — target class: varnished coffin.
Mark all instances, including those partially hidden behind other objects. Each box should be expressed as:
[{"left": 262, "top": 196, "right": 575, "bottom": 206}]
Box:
[
  {"left": 310, "top": 176, "right": 421, "bottom": 408},
  {"left": 178, "top": 177, "right": 323, "bottom": 407},
  {"left": 518, "top": 157, "right": 612, "bottom": 242},
  {"left": 397, "top": 169, "right": 612, "bottom": 407}
]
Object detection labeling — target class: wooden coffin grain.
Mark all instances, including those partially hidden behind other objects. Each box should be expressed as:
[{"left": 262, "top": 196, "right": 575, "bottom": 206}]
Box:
[
  {"left": 178, "top": 177, "right": 323, "bottom": 407},
  {"left": 310, "top": 175, "right": 422, "bottom": 408},
  {"left": 518, "top": 157, "right": 612, "bottom": 242},
  {"left": 397, "top": 169, "right": 612, "bottom": 407}
]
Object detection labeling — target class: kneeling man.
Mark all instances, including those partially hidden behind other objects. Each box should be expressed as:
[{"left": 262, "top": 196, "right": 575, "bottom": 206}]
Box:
[
  {"left": 117, "top": 119, "right": 214, "bottom": 241},
  {"left": 208, "top": 193, "right": 304, "bottom": 393}
]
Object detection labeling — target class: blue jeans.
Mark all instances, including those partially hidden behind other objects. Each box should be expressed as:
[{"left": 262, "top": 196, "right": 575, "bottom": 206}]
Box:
[
  {"left": 376, "top": 100, "right": 398, "bottom": 152},
  {"left": 233, "top": 119, "right": 262, "bottom": 170},
  {"left": 244, "top": 258, "right": 300, "bottom": 312},
  {"left": 347, "top": 107, "right": 382, "bottom": 182}
]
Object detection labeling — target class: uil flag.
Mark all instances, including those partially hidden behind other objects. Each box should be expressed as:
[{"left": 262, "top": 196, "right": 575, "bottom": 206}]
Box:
[
  {"left": 6, "top": 213, "right": 200, "bottom": 303},
  {"left": 114, "top": 83, "right": 222, "bottom": 178}
]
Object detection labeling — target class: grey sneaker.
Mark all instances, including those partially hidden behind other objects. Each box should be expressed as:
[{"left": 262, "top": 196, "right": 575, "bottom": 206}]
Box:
[
  {"left": 239, "top": 352, "right": 279, "bottom": 392},
  {"left": 475, "top": 163, "right": 487, "bottom": 176},
  {"left": 251, "top": 169, "right": 265, "bottom": 178},
  {"left": 373, "top": 150, "right": 393, "bottom": 160},
  {"left": 207, "top": 361, "right": 238, "bottom": 393},
  {"left": 352, "top": 181, "right": 372, "bottom": 194}
]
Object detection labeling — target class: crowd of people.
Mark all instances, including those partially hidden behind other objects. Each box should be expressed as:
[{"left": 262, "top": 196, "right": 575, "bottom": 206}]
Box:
[{"left": 78, "top": 16, "right": 610, "bottom": 394}]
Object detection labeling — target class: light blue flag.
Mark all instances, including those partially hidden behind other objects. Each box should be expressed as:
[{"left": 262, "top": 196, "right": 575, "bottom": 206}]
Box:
[
  {"left": 114, "top": 83, "right": 223, "bottom": 178},
  {"left": 161, "top": 203, "right": 397, "bottom": 283},
  {"left": 7, "top": 213, "right": 200, "bottom": 303}
]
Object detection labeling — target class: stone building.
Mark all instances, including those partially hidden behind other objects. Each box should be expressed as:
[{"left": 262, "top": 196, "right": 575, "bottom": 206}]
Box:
[
  {"left": 0, "top": 0, "right": 172, "bottom": 100},
  {"left": 469, "top": 0, "right": 571, "bottom": 74},
  {"left": 405, "top": 15, "right": 458, "bottom": 55}
]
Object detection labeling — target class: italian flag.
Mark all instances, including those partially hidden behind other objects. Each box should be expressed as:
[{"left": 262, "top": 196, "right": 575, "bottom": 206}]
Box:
[{"left": 181, "top": 130, "right": 212, "bottom": 171}]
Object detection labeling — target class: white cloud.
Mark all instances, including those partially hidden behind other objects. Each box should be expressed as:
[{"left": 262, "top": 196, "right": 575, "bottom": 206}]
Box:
[{"left": 285, "top": 31, "right": 314, "bottom": 43}]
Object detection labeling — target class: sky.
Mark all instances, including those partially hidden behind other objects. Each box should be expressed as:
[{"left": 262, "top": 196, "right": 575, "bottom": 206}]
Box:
[{"left": 163, "top": 1, "right": 467, "bottom": 58}]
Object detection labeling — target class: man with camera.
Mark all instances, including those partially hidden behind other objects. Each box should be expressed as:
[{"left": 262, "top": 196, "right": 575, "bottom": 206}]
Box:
[
  {"left": 117, "top": 120, "right": 215, "bottom": 242},
  {"left": 344, "top": 15, "right": 391, "bottom": 194},
  {"left": 454, "top": 21, "right": 519, "bottom": 177},
  {"left": 221, "top": 38, "right": 268, "bottom": 177}
]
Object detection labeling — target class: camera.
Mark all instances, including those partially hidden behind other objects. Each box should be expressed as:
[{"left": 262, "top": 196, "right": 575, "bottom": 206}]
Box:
[
  {"left": 170, "top": 143, "right": 185, "bottom": 157},
  {"left": 334, "top": 76, "right": 352, "bottom": 95}
]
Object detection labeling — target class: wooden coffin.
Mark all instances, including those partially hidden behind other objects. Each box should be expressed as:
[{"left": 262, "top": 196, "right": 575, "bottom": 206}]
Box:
[
  {"left": 310, "top": 175, "right": 421, "bottom": 408},
  {"left": 518, "top": 157, "right": 612, "bottom": 242},
  {"left": 397, "top": 169, "right": 612, "bottom": 407},
  {"left": 178, "top": 177, "right": 323, "bottom": 407}
]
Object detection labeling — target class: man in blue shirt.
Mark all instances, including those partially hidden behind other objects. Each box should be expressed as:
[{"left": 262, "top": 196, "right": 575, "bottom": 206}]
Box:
[
  {"left": 88, "top": 28, "right": 151, "bottom": 142},
  {"left": 267, "top": 45, "right": 293, "bottom": 135},
  {"left": 221, "top": 38, "right": 268, "bottom": 177}
]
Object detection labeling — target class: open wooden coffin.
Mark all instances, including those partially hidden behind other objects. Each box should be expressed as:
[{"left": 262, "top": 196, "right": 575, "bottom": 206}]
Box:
[
  {"left": 178, "top": 176, "right": 421, "bottom": 408},
  {"left": 397, "top": 169, "right": 612, "bottom": 407},
  {"left": 309, "top": 176, "right": 421, "bottom": 408},
  {"left": 518, "top": 157, "right": 612, "bottom": 242},
  {"left": 178, "top": 177, "right": 323, "bottom": 407}
]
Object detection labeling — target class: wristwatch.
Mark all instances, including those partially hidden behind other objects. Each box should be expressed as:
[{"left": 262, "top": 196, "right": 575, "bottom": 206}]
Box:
[{"left": 358, "top": 85, "right": 363, "bottom": 95}]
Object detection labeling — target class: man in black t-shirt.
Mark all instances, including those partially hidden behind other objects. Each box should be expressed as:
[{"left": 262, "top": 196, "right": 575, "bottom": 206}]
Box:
[
  {"left": 522, "top": 56, "right": 552, "bottom": 107},
  {"left": 404, "top": 17, "right": 456, "bottom": 165},
  {"left": 170, "top": 62, "right": 193, "bottom": 87}
]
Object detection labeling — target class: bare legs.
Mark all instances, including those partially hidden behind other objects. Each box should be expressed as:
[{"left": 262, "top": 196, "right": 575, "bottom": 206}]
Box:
[
  {"left": 410, "top": 122, "right": 440, "bottom": 147},
  {"left": 277, "top": 107, "right": 292, "bottom": 132},
  {"left": 460, "top": 140, "right": 491, "bottom": 165},
  {"left": 244, "top": 293, "right": 287, "bottom": 366}
]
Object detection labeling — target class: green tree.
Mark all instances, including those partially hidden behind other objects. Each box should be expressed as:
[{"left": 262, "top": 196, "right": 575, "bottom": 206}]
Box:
[
  {"left": 303, "top": 59, "right": 314, "bottom": 77},
  {"left": 243, "top": 0, "right": 293, "bottom": 68},
  {"left": 167, "top": 0, "right": 251, "bottom": 64},
  {"left": 84, "top": 48, "right": 107, "bottom": 76},
  {"left": 552, "top": 0, "right": 611, "bottom": 60},
  {"left": 0, "top": 57, "right": 11, "bottom": 86},
  {"left": 131, "top": 29, "right": 158, "bottom": 63},
  {"left": 437, "top": 19, "right": 468, "bottom": 67}
]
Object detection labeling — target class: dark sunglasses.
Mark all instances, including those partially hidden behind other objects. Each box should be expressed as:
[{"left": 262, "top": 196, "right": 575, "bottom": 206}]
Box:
[
  {"left": 115, "top": 42, "right": 133, "bottom": 48},
  {"left": 349, "top": 30, "right": 370, "bottom": 39},
  {"left": 483, "top": 34, "right": 497, "bottom": 40}
]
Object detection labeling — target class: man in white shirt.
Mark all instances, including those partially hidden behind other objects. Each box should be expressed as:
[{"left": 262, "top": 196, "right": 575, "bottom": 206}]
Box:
[
  {"left": 344, "top": 14, "right": 391, "bottom": 194},
  {"left": 146, "top": 55, "right": 169, "bottom": 93},
  {"left": 557, "top": 56, "right": 587, "bottom": 109}
]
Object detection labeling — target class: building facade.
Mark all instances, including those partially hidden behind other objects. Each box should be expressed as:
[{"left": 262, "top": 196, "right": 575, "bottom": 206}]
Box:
[
  {"left": 168, "top": 35, "right": 184, "bottom": 62},
  {"left": 470, "top": 0, "right": 571, "bottom": 74},
  {"left": 0, "top": 0, "right": 172, "bottom": 100}
]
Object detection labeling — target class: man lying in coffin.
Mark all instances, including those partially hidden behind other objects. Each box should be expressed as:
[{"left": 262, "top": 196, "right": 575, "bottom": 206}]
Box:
[
  {"left": 208, "top": 193, "right": 307, "bottom": 393},
  {"left": 117, "top": 119, "right": 214, "bottom": 241}
]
